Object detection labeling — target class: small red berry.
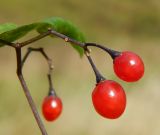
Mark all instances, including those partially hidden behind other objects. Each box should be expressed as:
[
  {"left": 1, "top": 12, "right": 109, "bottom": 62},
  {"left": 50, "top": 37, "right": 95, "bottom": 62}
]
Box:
[
  {"left": 92, "top": 80, "right": 126, "bottom": 119},
  {"left": 42, "top": 95, "right": 62, "bottom": 121},
  {"left": 113, "top": 51, "right": 144, "bottom": 82}
]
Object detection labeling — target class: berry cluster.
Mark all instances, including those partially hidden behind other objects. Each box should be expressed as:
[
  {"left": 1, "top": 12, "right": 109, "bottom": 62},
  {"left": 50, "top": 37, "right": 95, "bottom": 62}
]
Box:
[
  {"left": 41, "top": 43, "right": 144, "bottom": 121},
  {"left": 1, "top": 20, "right": 145, "bottom": 134},
  {"left": 91, "top": 50, "right": 144, "bottom": 119}
]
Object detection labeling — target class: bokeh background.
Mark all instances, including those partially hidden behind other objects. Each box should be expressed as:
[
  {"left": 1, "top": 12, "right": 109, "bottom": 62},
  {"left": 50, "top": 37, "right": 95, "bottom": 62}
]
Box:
[{"left": 0, "top": 0, "right": 160, "bottom": 135}]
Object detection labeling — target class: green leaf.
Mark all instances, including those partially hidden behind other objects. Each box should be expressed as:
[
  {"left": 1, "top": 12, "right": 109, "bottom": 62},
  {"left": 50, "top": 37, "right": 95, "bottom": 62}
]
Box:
[
  {"left": 0, "top": 23, "right": 17, "bottom": 34},
  {"left": 0, "top": 17, "right": 86, "bottom": 56},
  {"left": 0, "top": 23, "right": 41, "bottom": 46},
  {"left": 37, "top": 17, "right": 86, "bottom": 56}
]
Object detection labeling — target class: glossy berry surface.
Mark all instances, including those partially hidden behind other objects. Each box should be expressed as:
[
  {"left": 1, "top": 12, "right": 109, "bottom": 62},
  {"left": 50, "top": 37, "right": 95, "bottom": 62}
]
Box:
[
  {"left": 113, "top": 51, "right": 144, "bottom": 82},
  {"left": 42, "top": 95, "right": 62, "bottom": 121},
  {"left": 92, "top": 80, "right": 126, "bottom": 119}
]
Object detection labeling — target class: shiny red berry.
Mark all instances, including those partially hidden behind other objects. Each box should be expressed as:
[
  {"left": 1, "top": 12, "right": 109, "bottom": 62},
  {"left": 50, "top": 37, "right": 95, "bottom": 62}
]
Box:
[
  {"left": 92, "top": 80, "right": 126, "bottom": 119},
  {"left": 113, "top": 51, "right": 144, "bottom": 82},
  {"left": 42, "top": 95, "right": 62, "bottom": 121}
]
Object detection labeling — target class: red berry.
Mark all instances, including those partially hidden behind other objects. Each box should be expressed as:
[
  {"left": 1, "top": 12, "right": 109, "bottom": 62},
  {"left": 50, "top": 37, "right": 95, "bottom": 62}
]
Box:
[
  {"left": 113, "top": 51, "right": 144, "bottom": 82},
  {"left": 42, "top": 95, "right": 62, "bottom": 121},
  {"left": 92, "top": 80, "right": 126, "bottom": 119}
]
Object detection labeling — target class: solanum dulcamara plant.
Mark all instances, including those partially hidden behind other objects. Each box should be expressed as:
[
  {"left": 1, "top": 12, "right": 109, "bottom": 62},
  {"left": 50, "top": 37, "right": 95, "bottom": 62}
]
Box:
[{"left": 0, "top": 17, "right": 144, "bottom": 135}]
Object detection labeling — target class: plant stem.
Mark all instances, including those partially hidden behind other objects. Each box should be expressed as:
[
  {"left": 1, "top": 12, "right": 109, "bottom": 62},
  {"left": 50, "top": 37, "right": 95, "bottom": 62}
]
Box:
[
  {"left": 15, "top": 45, "right": 48, "bottom": 135},
  {"left": 47, "top": 74, "right": 56, "bottom": 96},
  {"left": 18, "top": 29, "right": 85, "bottom": 48},
  {"left": 85, "top": 43, "right": 120, "bottom": 59},
  {"left": 20, "top": 31, "right": 51, "bottom": 47},
  {"left": 49, "top": 29, "right": 85, "bottom": 48},
  {"left": 85, "top": 49, "right": 106, "bottom": 83},
  {"left": 21, "top": 47, "right": 56, "bottom": 96}
]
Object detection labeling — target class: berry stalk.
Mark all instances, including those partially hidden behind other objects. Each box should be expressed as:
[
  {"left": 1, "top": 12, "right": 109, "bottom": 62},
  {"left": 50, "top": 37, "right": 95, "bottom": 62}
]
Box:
[
  {"left": 84, "top": 48, "right": 105, "bottom": 83},
  {"left": 85, "top": 43, "right": 121, "bottom": 59},
  {"left": 47, "top": 74, "right": 57, "bottom": 96}
]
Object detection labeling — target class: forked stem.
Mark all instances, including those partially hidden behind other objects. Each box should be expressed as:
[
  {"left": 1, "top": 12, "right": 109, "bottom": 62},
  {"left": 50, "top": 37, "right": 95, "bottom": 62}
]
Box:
[
  {"left": 15, "top": 46, "right": 48, "bottom": 135},
  {"left": 22, "top": 47, "right": 56, "bottom": 96}
]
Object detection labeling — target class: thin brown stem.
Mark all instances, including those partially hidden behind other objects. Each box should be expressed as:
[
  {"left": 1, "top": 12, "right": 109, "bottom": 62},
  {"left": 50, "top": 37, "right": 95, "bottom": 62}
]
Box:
[
  {"left": 20, "top": 31, "right": 51, "bottom": 47},
  {"left": 49, "top": 29, "right": 85, "bottom": 48},
  {"left": 15, "top": 46, "right": 48, "bottom": 135},
  {"left": 84, "top": 49, "right": 106, "bottom": 83},
  {"left": 22, "top": 47, "right": 56, "bottom": 96},
  {"left": 85, "top": 43, "right": 120, "bottom": 59},
  {"left": 18, "top": 29, "right": 85, "bottom": 48}
]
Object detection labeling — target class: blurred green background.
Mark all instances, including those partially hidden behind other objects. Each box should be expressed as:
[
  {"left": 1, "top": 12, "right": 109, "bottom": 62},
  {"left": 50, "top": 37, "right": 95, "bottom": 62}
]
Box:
[{"left": 0, "top": 0, "right": 160, "bottom": 135}]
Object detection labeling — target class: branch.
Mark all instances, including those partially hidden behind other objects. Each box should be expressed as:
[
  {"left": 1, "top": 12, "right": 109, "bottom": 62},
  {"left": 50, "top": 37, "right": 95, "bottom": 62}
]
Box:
[
  {"left": 22, "top": 47, "right": 56, "bottom": 95},
  {"left": 0, "top": 28, "right": 119, "bottom": 60},
  {"left": 18, "top": 29, "right": 85, "bottom": 48},
  {"left": 15, "top": 46, "right": 48, "bottom": 135},
  {"left": 49, "top": 29, "right": 85, "bottom": 48},
  {"left": 1, "top": 29, "right": 120, "bottom": 59}
]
